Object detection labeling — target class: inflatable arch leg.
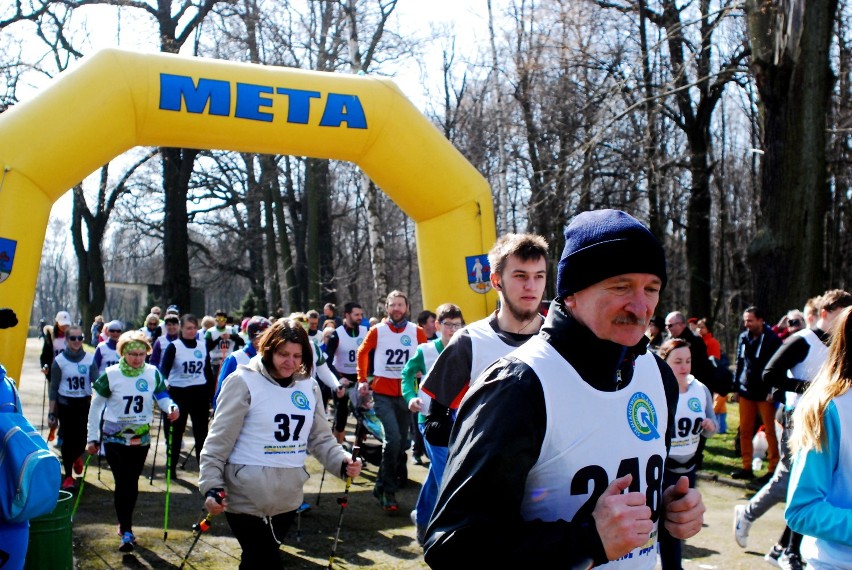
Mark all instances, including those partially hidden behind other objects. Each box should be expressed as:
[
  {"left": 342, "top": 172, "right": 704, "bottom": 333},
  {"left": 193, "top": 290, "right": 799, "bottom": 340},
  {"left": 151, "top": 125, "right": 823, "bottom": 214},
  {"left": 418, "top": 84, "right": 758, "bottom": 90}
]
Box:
[{"left": 0, "top": 49, "right": 496, "bottom": 380}]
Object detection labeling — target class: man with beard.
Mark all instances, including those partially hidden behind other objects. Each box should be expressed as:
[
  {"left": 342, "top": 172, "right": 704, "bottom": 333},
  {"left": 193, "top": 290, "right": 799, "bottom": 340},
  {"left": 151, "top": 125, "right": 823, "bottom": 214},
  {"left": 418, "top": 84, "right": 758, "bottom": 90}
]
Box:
[
  {"left": 357, "top": 291, "right": 428, "bottom": 512},
  {"left": 421, "top": 233, "right": 549, "bottom": 448},
  {"left": 325, "top": 302, "right": 369, "bottom": 444},
  {"left": 424, "top": 210, "right": 705, "bottom": 568}
]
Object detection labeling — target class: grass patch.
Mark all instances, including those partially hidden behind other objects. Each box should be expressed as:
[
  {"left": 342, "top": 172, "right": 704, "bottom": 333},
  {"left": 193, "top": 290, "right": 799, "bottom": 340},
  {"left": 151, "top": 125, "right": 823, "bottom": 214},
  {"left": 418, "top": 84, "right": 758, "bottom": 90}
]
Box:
[{"left": 700, "top": 399, "right": 773, "bottom": 480}]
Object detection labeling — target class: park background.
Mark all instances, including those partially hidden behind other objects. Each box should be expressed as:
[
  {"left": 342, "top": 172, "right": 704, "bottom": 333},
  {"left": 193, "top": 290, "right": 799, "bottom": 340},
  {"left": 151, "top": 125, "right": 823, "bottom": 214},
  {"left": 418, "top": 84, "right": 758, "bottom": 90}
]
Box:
[{"left": 2, "top": 1, "right": 851, "bottom": 351}]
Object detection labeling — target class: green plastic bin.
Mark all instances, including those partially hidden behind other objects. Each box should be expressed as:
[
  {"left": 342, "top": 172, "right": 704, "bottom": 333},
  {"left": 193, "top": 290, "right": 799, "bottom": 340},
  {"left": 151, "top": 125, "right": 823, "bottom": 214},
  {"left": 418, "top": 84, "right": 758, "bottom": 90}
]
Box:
[{"left": 24, "top": 489, "right": 73, "bottom": 570}]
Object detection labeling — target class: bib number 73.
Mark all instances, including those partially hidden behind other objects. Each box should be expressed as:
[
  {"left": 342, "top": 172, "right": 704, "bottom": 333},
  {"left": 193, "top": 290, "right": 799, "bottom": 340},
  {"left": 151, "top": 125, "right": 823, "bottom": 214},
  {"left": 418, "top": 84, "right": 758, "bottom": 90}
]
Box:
[{"left": 570, "top": 454, "right": 664, "bottom": 522}]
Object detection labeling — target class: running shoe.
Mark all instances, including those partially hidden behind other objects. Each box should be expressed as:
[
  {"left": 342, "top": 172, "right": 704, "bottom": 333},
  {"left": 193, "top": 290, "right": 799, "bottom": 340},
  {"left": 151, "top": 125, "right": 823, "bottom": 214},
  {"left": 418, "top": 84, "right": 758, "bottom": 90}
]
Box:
[
  {"left": 778, "top": 553, "right": 803, "bottom": 570},
  {"left": 296, "top": 502, "right": 311, "bottom": 514},
  {"left": 61, "top": 476, "right": 75, "bottom": 491},
  {"left": 763, "top": 544, "right": 783, "bottom": 567},
  {"left": 381, "top": 492, "right": 398, "bottom": 512},
  {"left": 731, "top": 468, "right": 755, "bottom": 480},
  {"left": 73, "top": 456, "right": 84, "bottom": 475},
  {"left": 733, "top": 504, "right": 752, "bottom": 548},
  {"left": 118, "top": 531, "right": 136, "bottom": 553}
]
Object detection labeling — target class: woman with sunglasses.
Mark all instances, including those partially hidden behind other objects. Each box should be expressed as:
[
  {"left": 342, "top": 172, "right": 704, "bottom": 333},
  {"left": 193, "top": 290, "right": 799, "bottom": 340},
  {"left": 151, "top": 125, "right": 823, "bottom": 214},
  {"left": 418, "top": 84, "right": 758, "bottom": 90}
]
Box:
[
  {"left": 86, "top": 330, "right": 179, "bottom": 552},
  {"left": 199, "top": 318, "right": 361, "bottom": 569},
  {"left": 48, "top": 325, "right": 98, "bottom": 490}
]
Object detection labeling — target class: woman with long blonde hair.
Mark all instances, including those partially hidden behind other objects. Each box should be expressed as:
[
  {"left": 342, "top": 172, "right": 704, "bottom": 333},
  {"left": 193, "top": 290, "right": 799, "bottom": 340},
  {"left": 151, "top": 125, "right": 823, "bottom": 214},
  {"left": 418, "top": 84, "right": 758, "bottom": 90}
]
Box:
[{"left": 786, "top": 305, "right": 852, "bottom": 568}]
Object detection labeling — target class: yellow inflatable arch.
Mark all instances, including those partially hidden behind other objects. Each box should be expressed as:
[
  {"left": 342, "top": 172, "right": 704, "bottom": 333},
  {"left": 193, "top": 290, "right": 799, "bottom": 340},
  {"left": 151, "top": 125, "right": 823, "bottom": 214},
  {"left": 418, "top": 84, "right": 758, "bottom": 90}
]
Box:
[{"left": 0, "top": 49, "right": 496, "bottom": 380}]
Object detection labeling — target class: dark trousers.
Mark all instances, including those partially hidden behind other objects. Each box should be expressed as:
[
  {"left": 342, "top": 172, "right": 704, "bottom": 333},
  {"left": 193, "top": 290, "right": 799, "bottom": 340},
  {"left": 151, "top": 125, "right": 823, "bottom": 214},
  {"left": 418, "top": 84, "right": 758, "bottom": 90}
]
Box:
[
  {"left": 56, "top": 397, "right": 90, "bottom": 478},
  {"left": 164, "top": 384, "right": 209, "bottom": 474},
  {"left": 373, "top": 393, "right": 410, "bottom": 494},
  {"left": 659, "top": 467, "right": 697, "bottom": 570},
  {"left": 104, "top": 443, "right": 149, "bottom": 534},
  {"left": 225, "top": 510, "right": 296, "bottom": 569}
]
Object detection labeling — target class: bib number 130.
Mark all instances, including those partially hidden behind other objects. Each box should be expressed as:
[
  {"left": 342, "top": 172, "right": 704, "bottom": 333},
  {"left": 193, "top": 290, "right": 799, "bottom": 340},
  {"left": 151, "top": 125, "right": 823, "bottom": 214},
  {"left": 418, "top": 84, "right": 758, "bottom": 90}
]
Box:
[{"left": 570, "top": 454, "right": 664, "bottom": 522}]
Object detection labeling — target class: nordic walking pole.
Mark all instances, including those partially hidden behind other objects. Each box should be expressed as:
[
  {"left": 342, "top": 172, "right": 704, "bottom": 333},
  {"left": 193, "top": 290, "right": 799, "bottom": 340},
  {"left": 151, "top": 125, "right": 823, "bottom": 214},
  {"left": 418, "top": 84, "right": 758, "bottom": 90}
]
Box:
[
  {"left": 40, "top": 365, "right": 48, "bottom": 436},
  {"left": 328, "top": 445, "right": 360, "bottom": 569},
  {"left": 180, "top": 443, "right": 196, "bottom": 470},
  {"left": 178, "top": 513, "right": 213, "bottom": 570},
  {"left": 150, "top": 411, "right": 163, "bottom": 484},
  {"left": 178, "top": 490, "right": 224, "bottom": 570},
  {"left": 71, "top": 453, "right": 93, "bottom": 522},
  {"left": 316, "top": 466, "right": 327, "bottom": 506},
  {"left": 164, "top": 423, "right": 173, "bottom": 542}
]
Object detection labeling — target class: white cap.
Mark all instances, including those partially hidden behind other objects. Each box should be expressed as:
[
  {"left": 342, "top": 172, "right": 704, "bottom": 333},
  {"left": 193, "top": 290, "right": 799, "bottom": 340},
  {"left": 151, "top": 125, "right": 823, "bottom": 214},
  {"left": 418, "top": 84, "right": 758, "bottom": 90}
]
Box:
[
  {"left": 106, "top": 320, "right": 123, "bottom": 332},
  {"left": 55, "top": 311, "right": 72, "bottom": 327}
]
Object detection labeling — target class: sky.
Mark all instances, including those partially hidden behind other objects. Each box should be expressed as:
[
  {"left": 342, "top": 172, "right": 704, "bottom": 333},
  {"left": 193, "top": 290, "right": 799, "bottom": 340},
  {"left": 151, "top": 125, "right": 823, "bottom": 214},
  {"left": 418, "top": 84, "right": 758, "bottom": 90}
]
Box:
[{"left": 10, "top": 0, "right": 499, "bottom": 217}]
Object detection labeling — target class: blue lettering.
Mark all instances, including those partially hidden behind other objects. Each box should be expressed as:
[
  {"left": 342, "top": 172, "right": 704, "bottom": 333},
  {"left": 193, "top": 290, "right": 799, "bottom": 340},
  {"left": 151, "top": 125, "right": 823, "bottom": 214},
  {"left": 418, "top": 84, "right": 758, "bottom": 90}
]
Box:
[
  {"left": 159, "top": 74, "right": 230, "bottom": 116},
  {"left": 319, "top": 93, "right": 367, "bottom": 129},
  {"left": 159, "top": 74, "right": 367, "bottom": 129},
  {"left": 235, "top": 83, "right": 274, "bottom": 122},
  {"left": 276, "top": 88, "right": 321, "bottom": 124}
]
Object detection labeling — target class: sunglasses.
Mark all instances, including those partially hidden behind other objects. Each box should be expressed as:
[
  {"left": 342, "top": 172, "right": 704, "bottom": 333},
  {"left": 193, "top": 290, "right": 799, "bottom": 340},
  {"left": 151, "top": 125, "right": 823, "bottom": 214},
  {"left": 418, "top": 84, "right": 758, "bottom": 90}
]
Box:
[
  {"left": 67, "top": 335, "right": 84, "bottom": 341},
  {"left": 108, "top": 329, "right": 122, "bottom": 333}
]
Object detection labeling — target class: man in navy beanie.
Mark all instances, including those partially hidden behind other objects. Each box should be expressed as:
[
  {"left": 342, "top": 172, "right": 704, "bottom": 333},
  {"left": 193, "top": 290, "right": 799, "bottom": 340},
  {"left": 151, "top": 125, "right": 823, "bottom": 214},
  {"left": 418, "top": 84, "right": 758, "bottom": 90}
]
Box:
[{"left": 425, "top": 209, "right": 705, "bottom": 568}]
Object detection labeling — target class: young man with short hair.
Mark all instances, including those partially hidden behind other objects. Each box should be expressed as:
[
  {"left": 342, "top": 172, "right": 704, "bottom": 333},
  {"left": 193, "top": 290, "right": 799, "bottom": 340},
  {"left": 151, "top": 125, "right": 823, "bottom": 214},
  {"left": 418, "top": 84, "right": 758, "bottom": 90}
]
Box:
[{"left": 421, "top": 233, "right": 549, "bottom": 446}]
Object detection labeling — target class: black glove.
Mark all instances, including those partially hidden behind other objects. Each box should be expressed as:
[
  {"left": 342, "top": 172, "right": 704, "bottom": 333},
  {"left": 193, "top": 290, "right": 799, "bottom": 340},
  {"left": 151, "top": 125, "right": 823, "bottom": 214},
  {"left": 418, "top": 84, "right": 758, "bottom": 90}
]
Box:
[
  {"left": 0, "top": 308, "right": 18, "bottom": 330},
  {"left": 423, "top": 400, "right": 453, "bottom": 447}
]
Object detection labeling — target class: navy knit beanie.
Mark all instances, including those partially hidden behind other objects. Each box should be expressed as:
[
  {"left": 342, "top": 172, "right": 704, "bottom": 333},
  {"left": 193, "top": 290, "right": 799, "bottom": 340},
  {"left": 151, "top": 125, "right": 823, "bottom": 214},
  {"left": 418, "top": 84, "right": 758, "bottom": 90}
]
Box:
[{"left": 556, "top": 209, "right": 667, "bottom": 299}]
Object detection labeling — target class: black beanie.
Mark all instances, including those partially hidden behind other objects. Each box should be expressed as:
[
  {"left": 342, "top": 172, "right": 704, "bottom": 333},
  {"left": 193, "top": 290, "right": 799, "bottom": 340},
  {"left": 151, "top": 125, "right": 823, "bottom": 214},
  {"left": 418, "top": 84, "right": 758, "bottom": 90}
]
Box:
[{"left": 556, "top": 209, "right": 667, "bottom": 299}]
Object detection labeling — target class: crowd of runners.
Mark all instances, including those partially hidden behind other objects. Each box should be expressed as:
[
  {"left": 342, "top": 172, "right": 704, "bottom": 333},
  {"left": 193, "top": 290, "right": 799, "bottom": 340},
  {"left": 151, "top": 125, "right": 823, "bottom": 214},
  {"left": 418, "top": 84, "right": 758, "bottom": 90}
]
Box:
[{"left": 5, "top": 208, "right": 851, "bottom": 569}]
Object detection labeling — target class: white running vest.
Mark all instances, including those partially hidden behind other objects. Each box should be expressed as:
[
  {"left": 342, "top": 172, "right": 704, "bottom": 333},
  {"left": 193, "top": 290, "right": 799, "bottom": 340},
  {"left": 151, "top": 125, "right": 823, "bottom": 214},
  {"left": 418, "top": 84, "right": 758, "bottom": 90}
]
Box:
[
  {"left": 333, "top": 325, "right": 367, "bottom": 375},
  {"left": 155, "top": 334, "right": 176, "bottom": 355},
  {"left": 55, "top": 352, "right": 95, "bottom": 398},
  {"left": 228, "top": 370, "right": 317, "bottom": 468},
  {"left": 516, "top": 337, "right": 667, "bottom": 570},
  {"left": 786, "top": 329, "right": 828, "bottom": 409},
  {"left": 669, "top": 377, "right": 707, "bottom": 462},
  {"left": 800, "top": 391, "right": 852, "bottom": 568},
  {"left": 96, "top": 342, "right": 119, "bottom": 375},
  {"left": 466, "top": 318, "right": 514, "bottom": 382},
  {"left": 102, "top": 364, "right": 161, "bottom": 426},
  {"left": 417, "top": 340, "right": 442, "bottom": 411},
  {"left": 209, "top": 337, "right": 235, "bottom": 368},
  {"left": 373, "top": 322, "right": 417, "bottom": 378},
  {"left": 168, "top": 339, "right": 207, "bottom": 387},
  {"left": 52, "top": 335, "right": 66, "bottom": 357},
  {"left": 232, "top": 349, "right": 252, "bottom": 367}
]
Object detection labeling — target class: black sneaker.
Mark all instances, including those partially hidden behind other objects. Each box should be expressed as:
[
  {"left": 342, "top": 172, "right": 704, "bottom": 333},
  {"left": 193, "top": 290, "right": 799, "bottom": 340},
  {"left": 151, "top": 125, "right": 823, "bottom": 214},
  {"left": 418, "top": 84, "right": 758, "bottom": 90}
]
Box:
[
  {"left": 730, "top": 468, "right": 755, "bottom": 480},
  {"left": 764, "top": 544, "right": 783, "bottom": 566},
  {"left": 779, "top": 553, "right": 803, "bottom": 570}
]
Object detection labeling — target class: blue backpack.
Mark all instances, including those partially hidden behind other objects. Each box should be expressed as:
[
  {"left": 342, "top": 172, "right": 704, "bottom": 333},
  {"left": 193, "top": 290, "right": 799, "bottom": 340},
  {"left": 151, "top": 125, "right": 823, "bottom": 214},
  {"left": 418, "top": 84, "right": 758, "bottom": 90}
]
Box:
[{"left": 0, "top": 366, "right": 61, "bottom": 523}]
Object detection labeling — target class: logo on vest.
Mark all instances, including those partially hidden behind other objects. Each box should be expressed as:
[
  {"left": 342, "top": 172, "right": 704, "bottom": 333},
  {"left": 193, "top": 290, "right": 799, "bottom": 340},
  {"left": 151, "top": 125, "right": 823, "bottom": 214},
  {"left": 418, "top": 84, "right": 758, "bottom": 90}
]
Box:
[
  {"left": 291, "top": 391, "right": 311, "bottom": 411},
  {"left": 135, "top": 378, "right": 149, "bottom": 392},
  {"left": 194, "top": 350, "right": 203, "bottom": 359},
  {"left": 627, "top": 392, "right": 660, "bottom": 441},
  {"left": 688, "top": 397, "right": 701, "bottom": 412},
  {"left": 77, "top": 364, "right": 88, "bottom": 374},
  {"left": 400, "top": 335, "right": 412, "bottom": 347}
]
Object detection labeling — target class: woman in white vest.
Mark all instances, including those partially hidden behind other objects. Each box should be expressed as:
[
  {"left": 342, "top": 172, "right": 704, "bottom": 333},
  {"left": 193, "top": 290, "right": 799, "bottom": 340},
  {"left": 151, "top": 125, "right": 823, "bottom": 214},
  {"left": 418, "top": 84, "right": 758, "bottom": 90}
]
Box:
[
  {"left": 159, "top": 313, "right": 212, "bottom": 477},
  {"left": 658, "top": 338, "right": 716, "bottom": 570},
  {"left": 85, "top": 330, "right": 179, "bottom": 552},
  {"left": 199, "top": 318, "right": 361, "bottom": 569},
  {"left": 48, "top": 325, "right": 98, "bottom": 490},
  {"left": 787, "top": 306, "right": 852, "bottom": 569}
]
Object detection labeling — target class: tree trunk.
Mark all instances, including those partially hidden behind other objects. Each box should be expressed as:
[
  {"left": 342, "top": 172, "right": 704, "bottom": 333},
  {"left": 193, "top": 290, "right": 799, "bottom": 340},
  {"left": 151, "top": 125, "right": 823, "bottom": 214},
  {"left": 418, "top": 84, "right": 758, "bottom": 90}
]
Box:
[
  {"left": 242, "top": 153, "right": 268, "bottom": 316},
  {"left": 71, "top": 186, "right": 106, "bottom": 335},
  {"left": 162, "top": 147, "right": 198, "bottom": 311},
  {"left": 747, "top": 0, "right": 835, "bottom": 315}
]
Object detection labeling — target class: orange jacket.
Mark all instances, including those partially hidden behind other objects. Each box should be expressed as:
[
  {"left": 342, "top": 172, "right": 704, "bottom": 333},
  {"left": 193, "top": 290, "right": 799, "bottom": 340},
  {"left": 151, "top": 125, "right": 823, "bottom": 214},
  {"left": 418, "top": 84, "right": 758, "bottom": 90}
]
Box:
[{"left": 357, "top": 321, "right": 427, "bottom": 397}]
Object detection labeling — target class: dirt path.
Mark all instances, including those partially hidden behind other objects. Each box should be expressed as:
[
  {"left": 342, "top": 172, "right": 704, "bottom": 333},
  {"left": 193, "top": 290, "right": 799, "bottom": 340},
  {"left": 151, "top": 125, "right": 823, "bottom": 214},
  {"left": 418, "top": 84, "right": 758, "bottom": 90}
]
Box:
[{"left": 15, "top": 338, "right": 789, "bottom": 568}]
